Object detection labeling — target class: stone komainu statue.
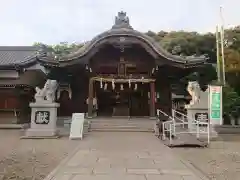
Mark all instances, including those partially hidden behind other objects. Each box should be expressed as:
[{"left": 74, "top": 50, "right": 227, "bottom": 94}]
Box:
[
  {"left": 34, "top": 79, "right": 58, "bottom": 103},
  {"left": 45, "top": 79, "right": 58, "bottom": 102},
  {"left": 34, "top": 86, "right": 45, "bottom": 102},
  {"left": 187, "top": 81, "right": 201, "bottom": 106}
]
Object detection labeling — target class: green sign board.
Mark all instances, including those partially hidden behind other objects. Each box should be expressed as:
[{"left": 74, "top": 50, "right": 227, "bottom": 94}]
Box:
[{"left": 209, "top": 86, "right": 223, "bottom": 125}]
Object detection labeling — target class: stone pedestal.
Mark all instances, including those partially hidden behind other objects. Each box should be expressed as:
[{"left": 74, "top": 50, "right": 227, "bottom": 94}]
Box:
[
  {"left": 186, "top": 106, "right": 218, "bottom": 139},
  {"left": 186, "top": 107, "right": 207, "bottom": 130},
  {"left": 25, "top": 102, "right": 60, "bottom": 137}
]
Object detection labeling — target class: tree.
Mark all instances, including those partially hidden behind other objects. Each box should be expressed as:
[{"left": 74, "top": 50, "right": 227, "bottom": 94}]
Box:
[
  {"left": 33, "top": 42, "right": 84, "bottom": 57},
  {"left": 224, "top": 48, "right": 240, "bottom": 72},
  {"left": 151, "top": 30, "right": 217, "bottom": 86},
  {"left": 222, "top": 85, "right": 240, "bottom": 124}
]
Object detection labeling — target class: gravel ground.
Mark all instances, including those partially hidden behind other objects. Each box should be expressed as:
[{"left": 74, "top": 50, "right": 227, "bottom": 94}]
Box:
[
  {"left": 173, "top": 134, "right": 240, "bottom": 180},
  {"left": 3, "top": 130, "right": 240, "bottom": 180},
  {"left": 0, "top": 130, "right": 79, "bottom": 180}
]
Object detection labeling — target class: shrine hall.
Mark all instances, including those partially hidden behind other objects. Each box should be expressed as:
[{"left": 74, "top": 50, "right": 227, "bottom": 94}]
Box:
[{"left": 0, "top": 12, "right": 207, "bottom": 124}]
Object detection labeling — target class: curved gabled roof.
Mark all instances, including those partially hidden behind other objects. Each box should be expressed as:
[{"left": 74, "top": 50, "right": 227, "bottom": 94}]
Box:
[{"left": 37, "top": 11, "right": 206, "bottom": 68}]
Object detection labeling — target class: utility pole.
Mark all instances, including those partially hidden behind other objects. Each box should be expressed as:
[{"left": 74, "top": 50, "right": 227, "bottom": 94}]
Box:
[
  {"left": 220, "top": 6, "right": 226, "bottom": 86},
  {"left": 216, "top": 26, "right": 221, "bottom": 82}
]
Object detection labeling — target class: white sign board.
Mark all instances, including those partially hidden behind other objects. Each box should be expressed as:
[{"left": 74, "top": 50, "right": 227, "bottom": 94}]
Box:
[{"left": 69, "top": 113, "right": 85, "bottom": 140}]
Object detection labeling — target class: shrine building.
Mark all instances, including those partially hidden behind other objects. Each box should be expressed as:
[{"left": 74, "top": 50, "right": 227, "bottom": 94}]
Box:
[{"left": 0, "top": 12, "right": 207, "bottom": 124}]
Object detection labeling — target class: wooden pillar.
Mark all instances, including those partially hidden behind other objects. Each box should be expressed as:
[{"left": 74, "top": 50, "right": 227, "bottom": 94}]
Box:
[
  {"left": 150, "top": 82, "right": 156, "bottom": 118},
  {"left": 87, "top": 78, "right": 94, "bottom": 118}
]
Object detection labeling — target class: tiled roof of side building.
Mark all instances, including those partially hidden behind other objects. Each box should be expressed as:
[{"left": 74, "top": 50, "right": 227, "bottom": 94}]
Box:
[{"left": 0, "top": 46, "right": 38, "bottom": 67}]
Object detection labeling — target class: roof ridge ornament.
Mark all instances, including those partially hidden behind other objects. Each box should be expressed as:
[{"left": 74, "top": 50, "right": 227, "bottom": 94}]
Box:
[{"left": 112, "top": 11, "right": 133, "bottom": 29}]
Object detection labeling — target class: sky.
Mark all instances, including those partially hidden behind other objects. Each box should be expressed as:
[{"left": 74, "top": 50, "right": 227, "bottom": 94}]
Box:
[{"left": 0, "top": 0, "right": 239, "bottom": 45}]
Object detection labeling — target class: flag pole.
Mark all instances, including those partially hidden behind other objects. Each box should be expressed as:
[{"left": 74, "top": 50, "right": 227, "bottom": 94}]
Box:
[
  {"left": 220, "top": 6, "right": 226, "bottom": 86},
  {"left": 216, "top": 26, "right": 221, "bottom": 82}
]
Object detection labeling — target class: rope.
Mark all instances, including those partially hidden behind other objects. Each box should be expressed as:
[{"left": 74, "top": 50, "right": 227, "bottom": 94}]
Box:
[{"left": 91, "top": 76, "right": 155, "bottom": 83}]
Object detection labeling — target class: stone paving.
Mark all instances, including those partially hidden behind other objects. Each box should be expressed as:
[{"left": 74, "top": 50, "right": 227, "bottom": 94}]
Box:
[
  {"left": 44, "top": 132, "right": 207, "bottom": 180},
  {"left": 173, "top": 134, "right": 240, "bottom": 180}
]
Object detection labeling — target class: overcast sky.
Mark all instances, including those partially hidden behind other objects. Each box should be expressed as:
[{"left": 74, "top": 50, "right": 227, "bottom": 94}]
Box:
[{"left": 0, "top": 0, "right": 239, "bottom": 45}]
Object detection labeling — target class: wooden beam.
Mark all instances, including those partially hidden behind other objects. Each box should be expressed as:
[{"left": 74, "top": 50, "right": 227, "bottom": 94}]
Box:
[
  {"left": 87, "top": 78, "right": 94, "bottom": 118},
  {"left": 149, "top": 82, "right": 156, "bottom": 118}
]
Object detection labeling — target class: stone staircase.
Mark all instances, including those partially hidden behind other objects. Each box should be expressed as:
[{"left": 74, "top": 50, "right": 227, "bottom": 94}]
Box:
[
  {"left": 89, "top": 118, "right": 155, "bottom": 132},
  {"left": 57, "top": 116, "right": 90, "bottom": 136},
  {"left": 57, "top": 116, "right": 71, "bottom": 127}
]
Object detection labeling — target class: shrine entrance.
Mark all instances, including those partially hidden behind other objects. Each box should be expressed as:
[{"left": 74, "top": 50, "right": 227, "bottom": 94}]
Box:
[
  {"left": 88, "top": 77, "right": 155, "bottom": 118},
  {"left": 129, "top": 87, "right": 149, "bottom": 117},
  {"left": 96, "top": 83, "right": 150, "bottom": 117}
]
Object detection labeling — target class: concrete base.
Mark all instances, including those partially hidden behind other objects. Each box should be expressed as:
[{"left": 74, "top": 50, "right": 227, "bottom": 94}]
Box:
[
  {"left": 69, "top": 136, "right": 83, "bottom": 140},
  {"left": 21, "top": 135, "right": 59, "bottom": 139},
  {"left": 0, "top": 124, "right": 24, "bottom": 129},
  {"left": 210, "top": 126, "right": 219, "bottom": 139},
  {"left": 25, "top": 128, "right": 59, "bottom": 137},
  {"left": 214, "top": 125, "right": 240, "bottom": 134},
  {"left": 150, "top": 117, "right": 157, "bottom": 120},
  {"left": 24, "top": 102, "right": 60, "bottom": 138}
]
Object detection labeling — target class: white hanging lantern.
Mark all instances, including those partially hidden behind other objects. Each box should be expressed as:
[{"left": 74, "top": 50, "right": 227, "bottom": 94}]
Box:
[
  {"left": 151, "top": 68, "right": 155, "bottom": 74},
  {"left": 104, "top": 83, "right": 108, "bottom": 90},
  {"left": 112, "top": 79, "right": 115, "bottom": 90},
  {"left": 128, "top": 79, "right": 131, "bottom": 88},
  {"left": 134, "top": 83, "right": 138, "bottom": 91},
  {"left": 148, "top": 92, "right": 150, "bottom": 98},
  {"left": 120, "top": 84, "right": 124, "bottom": 91},
  {"left": 100, "top": 78, "right": 103, "bottom": 88},
  {"left": 89, "top": 68, "right": 92, "bottom": 72},
  {"left": 141, "top": 76, "right": 144, "bottom": 84},
  {"left": 156, "top": 66, "right": 158, "bottom": 71},
  {"left": 157, "top": 92, "right": 160, "bottom": 99}
]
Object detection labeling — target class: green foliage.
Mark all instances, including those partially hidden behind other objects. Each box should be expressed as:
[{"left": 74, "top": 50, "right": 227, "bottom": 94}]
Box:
[
  {"left": 33, "top": 42, "right": 84, "bottom": 57},
  {"left": 223, "top": 85, "right": 240, "bottom": 117},
  {"left": 51, "top": 42, "right": 84, "bottom": 56},
  {"left": 146, "top": 27, "right": 240, "bottom": 94}
]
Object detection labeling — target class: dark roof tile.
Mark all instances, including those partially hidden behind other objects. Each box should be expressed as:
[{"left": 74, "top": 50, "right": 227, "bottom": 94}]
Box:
[{"left": 0, "top": 46, "right": 37, "bottom": 66}]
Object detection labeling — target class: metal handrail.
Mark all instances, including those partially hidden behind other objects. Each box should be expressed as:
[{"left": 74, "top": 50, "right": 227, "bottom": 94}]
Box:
[
  {"left": 157, "top": 109, "right": 176, "bottom": 139},
  {"left": 172, "top": 109, "right": 186, "bottom": 128},
  {"left": 172, "top": 109, "right": 208, "bottom": 125},
  {"left": 157, "top": 109, "right": 210, "bottom": 145}
]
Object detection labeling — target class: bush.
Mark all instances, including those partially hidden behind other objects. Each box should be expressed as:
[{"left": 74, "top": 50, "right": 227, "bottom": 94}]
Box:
[{"left": 222, "top": 85, "right": 240, "bottom": 124}]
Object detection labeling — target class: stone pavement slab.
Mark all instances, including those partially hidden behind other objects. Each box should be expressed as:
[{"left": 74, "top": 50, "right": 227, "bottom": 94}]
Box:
[
  {"left": 146, "top": 174, "right": 184, "bottom": 180},
  {"left": 71, "top": 174, "right": 146, "bottom": 180},
  {"left": 44, "top": 132, "right": 208, "bottom": 180},
  {"left": 173, "top": 135, "right": 240, "bottom": 180}
]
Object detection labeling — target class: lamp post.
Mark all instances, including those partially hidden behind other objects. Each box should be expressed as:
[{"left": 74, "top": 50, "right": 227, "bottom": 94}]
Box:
[
  {"left": 216, "top": 25, "right": 221, "bottom": 83},
  {"left": 220, "top": 6, "right": 226, "bottom": 86}
]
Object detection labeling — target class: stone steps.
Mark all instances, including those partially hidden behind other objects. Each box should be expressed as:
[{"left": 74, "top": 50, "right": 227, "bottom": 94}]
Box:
[
  {"left": 89, "top": 119, "right": 154, "bottom": 132},
  {"left": 89, "top": 128, "right": 153, "bottom": 132},
  {"left": 57, "top": 117, "right": 155, "bottom": 133},
  {"left": 57, "top": 117, "right": 90, "bottom": 137}
]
